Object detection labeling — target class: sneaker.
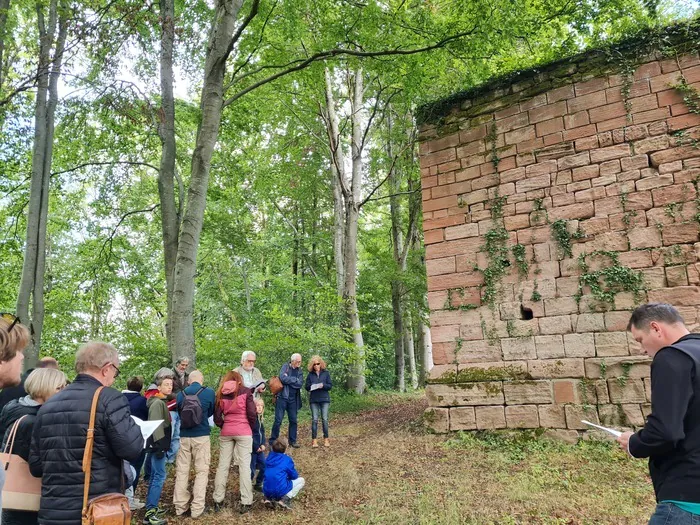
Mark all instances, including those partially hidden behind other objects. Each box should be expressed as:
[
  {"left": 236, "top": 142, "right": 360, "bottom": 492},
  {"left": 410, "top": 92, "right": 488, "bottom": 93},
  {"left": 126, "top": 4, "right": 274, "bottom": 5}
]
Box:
[
  {"left": 264, "top": 498, "right": 275, "bottom": 509},
  {"left": 253, "top": 483, "right": 263, "bottom": 492},
  {"left": 143, "top": 508, "right": 168, "bottom": 525},
  {"left": 277, "top": 496, "right": 293, "bottom": 510},
  {"left": 213, "top": 501, "right": 223, "bottom": 513},
  {"left": 130, "top": 500, "right": 146, "bottom": 511},
  {"left": 290, "top": 442, "right": 301, "bottom": 448},
  {"left": 240, "top": 504, "right": 252, "bottom": 514}
]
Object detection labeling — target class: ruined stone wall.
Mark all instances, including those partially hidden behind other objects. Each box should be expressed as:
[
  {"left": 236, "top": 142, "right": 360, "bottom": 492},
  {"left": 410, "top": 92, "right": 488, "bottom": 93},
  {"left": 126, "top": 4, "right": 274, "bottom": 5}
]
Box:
[{"left": 418, "top": 29, "right": 700, "bottom": 439}]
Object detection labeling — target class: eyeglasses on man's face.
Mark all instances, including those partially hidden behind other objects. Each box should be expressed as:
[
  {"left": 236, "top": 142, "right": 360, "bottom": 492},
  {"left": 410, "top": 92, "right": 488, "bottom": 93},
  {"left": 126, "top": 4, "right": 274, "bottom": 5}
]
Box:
[
  {"left": 0, "top": 313, "right": 20, "bottom": 333},
  {"left": 103, "top": 362, "right": 120, "bottom": 378}
]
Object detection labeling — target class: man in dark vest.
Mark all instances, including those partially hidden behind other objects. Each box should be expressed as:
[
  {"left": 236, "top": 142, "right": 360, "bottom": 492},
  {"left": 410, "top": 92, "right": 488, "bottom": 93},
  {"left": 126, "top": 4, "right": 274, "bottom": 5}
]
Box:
[{"left": 618, "top": 303, "right": 700, "bottom": 524}]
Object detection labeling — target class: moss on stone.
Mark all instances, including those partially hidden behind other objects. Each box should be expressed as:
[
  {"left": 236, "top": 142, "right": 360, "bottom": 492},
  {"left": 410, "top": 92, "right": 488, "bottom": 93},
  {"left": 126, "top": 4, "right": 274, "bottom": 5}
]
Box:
[{"left": 428, "top": 365, "right": 533, "bottom": 384}]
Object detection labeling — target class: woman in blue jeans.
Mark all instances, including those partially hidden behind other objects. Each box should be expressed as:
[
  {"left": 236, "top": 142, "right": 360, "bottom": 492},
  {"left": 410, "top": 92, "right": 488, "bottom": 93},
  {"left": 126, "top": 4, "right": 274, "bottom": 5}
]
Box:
[{"left": 304, "top": 355, "right": 332, "bottom": 448}]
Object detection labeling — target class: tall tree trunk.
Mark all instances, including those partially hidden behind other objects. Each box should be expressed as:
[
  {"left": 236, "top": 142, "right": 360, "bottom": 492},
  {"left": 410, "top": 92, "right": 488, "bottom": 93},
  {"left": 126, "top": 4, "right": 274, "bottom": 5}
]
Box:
[
  {"left": 157, "top": 0, "right": 180, "bottom": 355},
  {"left": 169, "top": 0, "right": 248, "bottom": 365},
  {"left": 388, "top": 114, "right": 405, "bottom": 392},
  {"left": 420, "top": 315, "right": 433, "bottom": 383},
  {"left": 16, "top": 0, "right": 66, "bottom": 370},
  {"left": 323, "top": 68, "right": 345, "bottom": 298},
  {"left": 343, "top": 68, "right": 366, "bottom": 393},
  {"left": 0, "top": 0, "right": 10, "bottom": 91},
  {"left": 404, "top": 315, "right": 418, "bottom": 389}
]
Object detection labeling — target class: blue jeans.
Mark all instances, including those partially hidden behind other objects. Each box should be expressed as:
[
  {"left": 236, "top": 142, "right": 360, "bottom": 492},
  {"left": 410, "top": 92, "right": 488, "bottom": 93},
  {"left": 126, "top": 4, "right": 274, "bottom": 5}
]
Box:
[
  {"left": 166, "top": 411, "right": 180, "bottom": 464},
  {"left": 270, "top": 396, "right": 298, "bottom": 445},
  {"left": 251, "top": 450, "right": 266, "bottom": 484},
  {"left": 649, "top": 502, "right": 700, "bottom": 524},
  {"left": 145, "top": 453, "right": 167, "bottom": 510},
  {"left": 130, "top": 449, "right": 147, "bottom": 491},
  {"left": 310, "top": 402, "right": 330, "bottom": 439}
]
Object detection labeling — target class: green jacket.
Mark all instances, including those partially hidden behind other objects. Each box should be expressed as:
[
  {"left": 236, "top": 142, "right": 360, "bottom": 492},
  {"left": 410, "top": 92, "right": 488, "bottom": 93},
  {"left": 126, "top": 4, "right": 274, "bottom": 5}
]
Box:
[{"left": 146, "top": 395, "right": 172, "bottom": 452}]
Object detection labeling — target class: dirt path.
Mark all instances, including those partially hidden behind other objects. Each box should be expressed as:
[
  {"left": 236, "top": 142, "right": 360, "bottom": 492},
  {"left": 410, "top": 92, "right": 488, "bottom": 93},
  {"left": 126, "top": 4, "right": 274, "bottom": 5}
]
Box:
[{"left": 148, "top": 396, "right": 653, "bottom": 525}]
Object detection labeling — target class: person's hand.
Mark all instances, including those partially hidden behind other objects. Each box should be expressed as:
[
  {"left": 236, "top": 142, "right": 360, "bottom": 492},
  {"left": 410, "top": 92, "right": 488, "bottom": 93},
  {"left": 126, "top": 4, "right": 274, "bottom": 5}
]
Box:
[
  {"left": 616, "top": 431, "right": 634, "bottom": 454},
  {"left": 260, "top": 445, "right": 266, "bottom": 452},
  {"left": 256, "top": 384, "right": 266, "bottom": 392}
]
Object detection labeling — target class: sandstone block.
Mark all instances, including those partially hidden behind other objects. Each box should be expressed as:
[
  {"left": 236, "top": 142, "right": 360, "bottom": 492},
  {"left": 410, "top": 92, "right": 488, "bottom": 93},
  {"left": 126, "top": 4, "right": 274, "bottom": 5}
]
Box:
[
  {"left": 506, "top": 405, "right": 540, "bottom": 428},
  {"left": 584, "top": 357, "right": 651, "bottom": 379},
  {"left": 598, "top": 404, "right": 630, "bottom": 427},
  {"left": 535, "top": 335, "right": 565, "bottom": 359},
  {"left": 662, "top": 223, "right": 699, "bottom": 245},
  {"left": 529, "top": 358, "right": 585, "bottom": 379},
  {"left": 595, "top": 332, "right": 629, "bottom": 357},
  {"left": 565, "top": 405, "right": 600, "bottom": 429},
  {"left": 425, "top": 382, "right": 504, "bottom": 407},
  {"left": 538, "top": 404, "right": 567, "bottom": 428},
  {"left": 539, "top": 315, "right": 573, "bottom": 335},
  {"left": 503, "top": 380, "right": 553, "bottom": 405},
  {"left": 475, "top": 406, "right": 507, "bottom": 430},
  {"left": 501, "top": 337, "right": 537, "bottom": 361},
  {"left": 564, "top": 333, "right": 595, "bottom": 357},
  {"left": 666, "top": 266, "right": 689, "bottom": 287},
  {"left": 607, "top": 378, "right": 647, "bottom": 403},
  {"left": 574, "top": 313, "right": 606, "bottom": 332},
  {"left": 621, "top": 404, "right": 645, "bottom": 427},
  {"left": 424, "top": 407, "right": 450, "bottom": 433},
  {"left": 449, "top": 407, "right": 477, "bottom": 431},
  {"left": 648, "top": 286, "right": 700, "bottom": 306},
  {"left": 427, "top": 364, "right": 458, "bottom": 383}
]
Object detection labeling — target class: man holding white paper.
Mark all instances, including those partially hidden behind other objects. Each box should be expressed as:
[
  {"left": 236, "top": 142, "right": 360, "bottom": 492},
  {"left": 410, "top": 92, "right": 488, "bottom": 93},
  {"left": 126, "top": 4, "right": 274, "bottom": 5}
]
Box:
[{"left": 617, "top": 303, "right": 700, "bottom": 525}]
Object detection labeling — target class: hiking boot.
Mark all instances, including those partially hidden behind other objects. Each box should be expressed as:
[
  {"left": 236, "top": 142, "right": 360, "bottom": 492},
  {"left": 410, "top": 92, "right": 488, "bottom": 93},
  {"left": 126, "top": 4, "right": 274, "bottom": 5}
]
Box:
[
  {"left": 277, "top": 496, "right": 293, "bottom": 510},
  {"left": 143, "top": 508, "right": 168, "bottom": 525},
  {"left": 264, "top": 498, "right": 275, "bottom": 509},
  {"left": 311, "top": 439, "right": 318, "bottom": 448},
  {"left": 213, "top": 501, "right": 223, "bottom": 513},
  {"left": 324, "top": 438, "right": 330, "bottom": 447},
  {"left": 240, "top": 504, "right": 252, "bottom": 514}
]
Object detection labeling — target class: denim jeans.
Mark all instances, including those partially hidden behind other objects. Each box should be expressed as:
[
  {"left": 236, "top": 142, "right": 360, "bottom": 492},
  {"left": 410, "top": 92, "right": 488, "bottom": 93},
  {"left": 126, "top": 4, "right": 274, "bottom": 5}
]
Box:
[
  {"left": 131, "top": 449, "right": 147, "bottom": 491},
  {"left": 649, "top": 502, "right": 700, "bottom": 524},
  {"left": 310, "top": 402, "right": 330, "bottom": 439},
  {"left": 270, "top": 396, "right": 298, "bottom": 445},
  {"left": 251, "top": 450, "right": 266, "bottom": 484},
  {"left": 146, "top": 453, "right": 167, "bottom": 510},
  {"left": 166, "top": 411, "right": 180, "bottom": 464}
]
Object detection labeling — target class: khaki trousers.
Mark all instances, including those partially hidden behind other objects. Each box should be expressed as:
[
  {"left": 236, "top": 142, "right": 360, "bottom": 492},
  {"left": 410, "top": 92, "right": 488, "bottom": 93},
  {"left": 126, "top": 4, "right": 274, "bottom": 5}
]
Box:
[
  {"left": 173, "top": 435, "right": 211, "bottom": 517},
  {"left": 213, "top": 435, "right": 253, "bottom": 505}
]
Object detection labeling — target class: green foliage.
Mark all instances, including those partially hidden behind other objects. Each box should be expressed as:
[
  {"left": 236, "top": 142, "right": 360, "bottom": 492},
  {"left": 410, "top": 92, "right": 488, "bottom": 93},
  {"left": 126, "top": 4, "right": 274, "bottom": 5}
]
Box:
[
  {"left": 576, "top": 251, "right": 646, "bottom": 306},
  {"left": 511, "top": 243, "right": 528, "bottom": 279},
  {"left": 551, "top": 219, "right": 584, "bottom": 259}
]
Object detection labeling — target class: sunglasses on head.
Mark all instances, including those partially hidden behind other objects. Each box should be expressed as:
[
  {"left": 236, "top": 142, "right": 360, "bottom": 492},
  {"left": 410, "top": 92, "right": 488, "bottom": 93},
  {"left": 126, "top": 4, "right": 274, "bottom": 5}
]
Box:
[{"left": 0, "top": 313, "right": 20, "bottom": 333}]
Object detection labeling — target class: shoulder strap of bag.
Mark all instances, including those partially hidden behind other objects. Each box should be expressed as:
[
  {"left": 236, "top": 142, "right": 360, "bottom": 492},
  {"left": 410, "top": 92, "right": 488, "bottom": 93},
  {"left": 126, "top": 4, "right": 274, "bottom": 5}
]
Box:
[
  {"left": 2, "top": 414, "right": 29, "bottom": 469},
  {"left": 82, "top": 386, "right": 104, "bottom": 514}
]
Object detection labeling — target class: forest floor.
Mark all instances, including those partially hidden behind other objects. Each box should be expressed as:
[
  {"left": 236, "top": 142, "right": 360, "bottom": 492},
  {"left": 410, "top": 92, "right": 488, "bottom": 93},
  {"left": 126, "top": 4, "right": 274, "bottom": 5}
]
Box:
[{"left": 140, "top": 391, "right": 655, "bottom": 524}]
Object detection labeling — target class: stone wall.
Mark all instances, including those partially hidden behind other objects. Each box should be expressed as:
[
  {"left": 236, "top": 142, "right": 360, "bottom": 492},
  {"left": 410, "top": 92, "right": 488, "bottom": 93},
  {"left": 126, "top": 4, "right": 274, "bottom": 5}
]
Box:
[{"left": 418, "top": 26, "right": 700, "bottom": 438}]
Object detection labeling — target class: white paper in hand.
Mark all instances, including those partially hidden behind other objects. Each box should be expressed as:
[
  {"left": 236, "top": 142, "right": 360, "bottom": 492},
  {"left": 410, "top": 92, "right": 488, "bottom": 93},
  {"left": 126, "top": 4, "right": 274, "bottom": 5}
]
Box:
[
  {"left": 581, "top": 419, "right": 622, "bottom": 437},
  {"left": 310, "top": 383, "right": 323, "bottom": 391},
  {"left": 131, "top": 416, "right": 164, "bottom": 448}
]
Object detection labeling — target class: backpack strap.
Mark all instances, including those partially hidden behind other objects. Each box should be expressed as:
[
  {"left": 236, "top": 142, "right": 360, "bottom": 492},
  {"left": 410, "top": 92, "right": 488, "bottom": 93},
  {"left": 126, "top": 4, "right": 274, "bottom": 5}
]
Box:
[{"left": 82, "top": 386, "right": 104, "bottom": 516}]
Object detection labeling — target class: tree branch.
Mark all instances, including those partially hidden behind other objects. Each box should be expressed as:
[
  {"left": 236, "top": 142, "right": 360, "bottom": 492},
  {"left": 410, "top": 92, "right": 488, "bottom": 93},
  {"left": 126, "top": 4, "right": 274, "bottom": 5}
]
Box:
[{"left": 50, "top": 160, "right": 160, "bottom": 177}]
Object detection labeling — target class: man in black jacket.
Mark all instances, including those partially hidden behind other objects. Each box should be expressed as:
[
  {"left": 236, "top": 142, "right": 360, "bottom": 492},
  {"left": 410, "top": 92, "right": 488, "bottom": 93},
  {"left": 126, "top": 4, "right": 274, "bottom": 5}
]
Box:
[
  {"left": 618, "top": 303, "right": 700, "bottom": 524},
  {"left": 29, "top": 341, "right": 144, "bottom": 525}
]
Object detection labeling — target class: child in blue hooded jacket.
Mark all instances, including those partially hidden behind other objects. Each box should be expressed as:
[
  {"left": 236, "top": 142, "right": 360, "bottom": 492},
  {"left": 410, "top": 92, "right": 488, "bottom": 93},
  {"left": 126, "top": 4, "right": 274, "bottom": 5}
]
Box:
[{"left": 263, "top": 436, "right": 305, "bottom": 510}]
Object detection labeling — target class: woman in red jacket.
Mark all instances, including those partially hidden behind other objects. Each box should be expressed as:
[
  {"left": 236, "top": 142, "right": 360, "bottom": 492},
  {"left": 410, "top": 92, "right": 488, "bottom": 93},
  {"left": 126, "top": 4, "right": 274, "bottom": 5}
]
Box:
[{"left": 213, "top": 370, "right": 256, "bottom": 514}]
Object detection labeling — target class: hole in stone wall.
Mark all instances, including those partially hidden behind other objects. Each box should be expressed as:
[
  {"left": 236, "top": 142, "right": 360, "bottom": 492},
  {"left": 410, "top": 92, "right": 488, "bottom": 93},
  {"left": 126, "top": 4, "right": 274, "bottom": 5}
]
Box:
[{"left": 520, "top": 305, "right": 534, "bottom": 320}]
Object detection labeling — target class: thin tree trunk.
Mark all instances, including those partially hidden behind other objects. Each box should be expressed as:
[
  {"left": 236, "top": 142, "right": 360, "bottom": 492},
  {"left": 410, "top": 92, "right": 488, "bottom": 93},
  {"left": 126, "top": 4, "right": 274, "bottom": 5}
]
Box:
[
  {"left": 420, "top": 316, "right": 433, "bottom": 382},
  {"left": 323, "top": 68, "right": 346, "bottom": 298},
  {"left": 0, "top": 0, "right": 10, "bottom": 91},
  {"left": 158, "top": 0, "right": 180, "bottom": 355},
  {"left": 169, "top": 0, "right": 248, "bottom": 365},
  {"left": 16, "top": 0, "right": 65, "bottom": 370},
  {"left": 404, "top": 315, "right": 418, "bottom": 389},
  {"left": 343, "top": 68, "right": 366, "bottom": 394},
  {"left": 391, "top": 282, "right": 405, "bottom": 392}
]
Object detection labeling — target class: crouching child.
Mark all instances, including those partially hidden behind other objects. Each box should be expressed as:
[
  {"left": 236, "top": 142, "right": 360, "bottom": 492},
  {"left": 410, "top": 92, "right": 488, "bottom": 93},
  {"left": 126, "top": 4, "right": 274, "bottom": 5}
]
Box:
[
  {"left": 251, "top": 398, "right": 266, "bottom": 491},
  {"left": 263, "top": 436, "right": 304, "bottom": 510}
]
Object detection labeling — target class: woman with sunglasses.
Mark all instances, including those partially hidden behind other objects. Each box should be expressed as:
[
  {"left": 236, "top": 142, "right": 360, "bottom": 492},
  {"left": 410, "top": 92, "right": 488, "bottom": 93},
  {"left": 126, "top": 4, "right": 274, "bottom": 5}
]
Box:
[
  {"left": 0, "top": 368, "right": 67, "bottom": 525},
  {"left": 304, "top": 355, "right": 333, "bottom": 448}
]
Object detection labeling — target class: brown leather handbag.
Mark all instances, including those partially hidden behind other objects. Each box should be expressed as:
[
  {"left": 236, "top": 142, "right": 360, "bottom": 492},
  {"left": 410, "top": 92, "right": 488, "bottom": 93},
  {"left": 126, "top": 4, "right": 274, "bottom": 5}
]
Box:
[
  {"left": 0, "top": 415, "right": 41, "bottom": 511},
  {"left": 269, "top": 376, "right": 283, "bottom": 395},
  {"left": 81, "top": 386, "right": 131, "bottom": 525}
]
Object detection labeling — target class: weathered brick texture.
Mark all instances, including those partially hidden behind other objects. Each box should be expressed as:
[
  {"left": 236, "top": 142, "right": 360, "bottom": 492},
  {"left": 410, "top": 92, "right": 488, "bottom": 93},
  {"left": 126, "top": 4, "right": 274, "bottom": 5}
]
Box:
[{"left": 419, "top": 34, "right": 700, "bottom": 434}]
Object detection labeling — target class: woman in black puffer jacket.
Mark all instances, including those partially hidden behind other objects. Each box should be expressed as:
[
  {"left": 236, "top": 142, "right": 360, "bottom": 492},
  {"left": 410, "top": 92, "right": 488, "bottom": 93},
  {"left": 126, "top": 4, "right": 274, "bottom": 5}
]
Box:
[
  {"left": 0, "top": 368, "right": 67, "bottom": 525},
  {"left": 304, "top": 355, "right": 332, "bottom": 448}
]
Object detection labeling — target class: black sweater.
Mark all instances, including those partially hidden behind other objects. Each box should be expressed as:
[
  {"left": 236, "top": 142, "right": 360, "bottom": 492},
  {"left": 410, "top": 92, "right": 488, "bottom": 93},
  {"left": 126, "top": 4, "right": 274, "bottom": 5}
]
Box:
[{"left": 629, "top": 333, "right": 700, "bottom": 503}]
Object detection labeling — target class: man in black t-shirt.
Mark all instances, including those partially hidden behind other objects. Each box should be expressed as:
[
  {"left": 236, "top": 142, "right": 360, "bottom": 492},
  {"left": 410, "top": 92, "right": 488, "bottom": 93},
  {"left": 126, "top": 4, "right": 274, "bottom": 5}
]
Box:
[{"left": 618, "top": 303, "right": 700, "bottom": 524}]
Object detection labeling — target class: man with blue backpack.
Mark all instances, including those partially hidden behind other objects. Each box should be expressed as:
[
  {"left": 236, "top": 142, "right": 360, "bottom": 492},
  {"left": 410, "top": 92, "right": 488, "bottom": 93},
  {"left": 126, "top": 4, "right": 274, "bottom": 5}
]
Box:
[{"left": 172, "top": 370, "right": 215, "bottom": 519}]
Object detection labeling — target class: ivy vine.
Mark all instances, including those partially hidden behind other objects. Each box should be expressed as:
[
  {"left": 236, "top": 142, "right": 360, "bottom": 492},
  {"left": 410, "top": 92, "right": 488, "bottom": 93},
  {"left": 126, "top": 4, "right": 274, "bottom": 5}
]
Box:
[
  {"left": 550, "top": 219, "right": 585, "bottom": 260},
  {"left": 575, "top": 251, "right": 646, "bottom": 306}
]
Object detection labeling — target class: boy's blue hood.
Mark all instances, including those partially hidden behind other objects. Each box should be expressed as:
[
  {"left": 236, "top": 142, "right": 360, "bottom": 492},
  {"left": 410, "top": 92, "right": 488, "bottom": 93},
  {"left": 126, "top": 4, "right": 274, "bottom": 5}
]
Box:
[{"left": 265, "top": 451, "right": 287, "bottom": 467}]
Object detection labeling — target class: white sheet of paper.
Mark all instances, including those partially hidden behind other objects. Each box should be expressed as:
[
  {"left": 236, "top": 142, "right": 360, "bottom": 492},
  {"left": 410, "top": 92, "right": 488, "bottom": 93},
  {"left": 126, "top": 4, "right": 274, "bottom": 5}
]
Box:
[
  {"left": 310, "top": 383, "right": 323, "bottom": 391},
  {"left": 131, "top": 416, "right": 163, "bottom": 447},
  {"left": 581, "top": 419, "right": 622, "bottom": 437}
]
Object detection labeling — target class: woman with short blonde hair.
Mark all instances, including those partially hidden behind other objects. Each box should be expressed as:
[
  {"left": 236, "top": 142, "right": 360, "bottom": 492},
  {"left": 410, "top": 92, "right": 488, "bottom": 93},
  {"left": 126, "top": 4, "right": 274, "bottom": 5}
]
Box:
[
  {"left": 304, "top": 355, "right": 333, "bottom": 448},
  {"left": 0, "top": 367, "right": 67, "bottom": 524}
]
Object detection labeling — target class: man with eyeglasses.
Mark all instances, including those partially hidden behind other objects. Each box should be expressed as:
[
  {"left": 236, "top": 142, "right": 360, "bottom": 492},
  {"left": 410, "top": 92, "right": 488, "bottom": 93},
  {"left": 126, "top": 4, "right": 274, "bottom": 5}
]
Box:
[
  {"left": 234, "top": 351, "right": 266, "bottom": 398},
  {"left": 29, "top": 341, "right": 144, "bottom": 524}
]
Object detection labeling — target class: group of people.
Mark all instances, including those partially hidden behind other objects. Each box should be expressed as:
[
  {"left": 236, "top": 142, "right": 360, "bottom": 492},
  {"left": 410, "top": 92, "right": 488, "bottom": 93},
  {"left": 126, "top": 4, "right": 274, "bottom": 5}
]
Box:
[{"left": 0, "top": 317, "right": 334, "bottom": 525}]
